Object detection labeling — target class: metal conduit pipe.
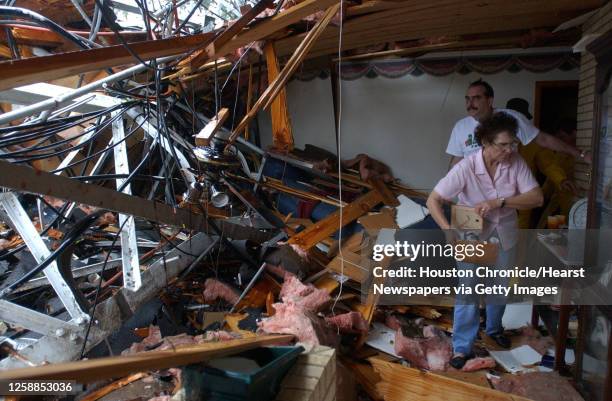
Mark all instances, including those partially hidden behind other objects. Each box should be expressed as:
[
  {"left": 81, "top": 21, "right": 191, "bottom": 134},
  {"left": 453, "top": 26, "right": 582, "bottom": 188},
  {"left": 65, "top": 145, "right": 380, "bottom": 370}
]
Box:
[{"left": 0, "top": 55, "right": 178, "bottom": 125}]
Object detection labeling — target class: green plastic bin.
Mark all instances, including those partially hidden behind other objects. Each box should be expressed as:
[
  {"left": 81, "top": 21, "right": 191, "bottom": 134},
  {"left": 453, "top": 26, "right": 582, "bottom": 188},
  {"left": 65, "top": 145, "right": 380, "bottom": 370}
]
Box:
[{"left": 198, "top": 345, "right": 304, "bottom": 401}]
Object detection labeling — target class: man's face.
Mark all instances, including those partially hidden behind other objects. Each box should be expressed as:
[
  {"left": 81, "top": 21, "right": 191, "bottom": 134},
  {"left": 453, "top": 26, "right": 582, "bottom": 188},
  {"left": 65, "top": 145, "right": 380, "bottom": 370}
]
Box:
[{"left": 465, "top": 85, "right": 493, "bottom": 120}]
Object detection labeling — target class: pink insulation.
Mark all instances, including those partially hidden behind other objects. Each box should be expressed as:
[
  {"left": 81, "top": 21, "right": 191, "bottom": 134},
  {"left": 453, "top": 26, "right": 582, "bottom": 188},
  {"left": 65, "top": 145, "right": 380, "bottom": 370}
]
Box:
[
  {"left": 461, "top": 357, "right": 496, "bottom": 372},
  {"left": 491, "top": 372, "right": 585, "bottom": 401},
  {"left": 325, "top": 312, "right": 368, "bottom": 334},
  {"left": 122, "top": 325, "right": 163, "bottom": 355},
  {"left": 204, "top": 330, "right": 237, "bottom": 342},
  {"left": 157, "top": 333, "right": 202, "bottom": 351},
  {"left": 203, "top": 278, "right": 239, "bottom": 305},
  {"left": 279, "top": 275, "right": 331, "bottom": 312},
  {"left": 385, "top": 314, "right": 403, "bottom": 331},
  {"left": 257, "top": 302, "right": 337, "bottom": 346},
  {"left": 394, "top": 325, "right": 452, "bottom": 371},
  {"left": 123, "top": 327, "right": 237, "bottom": 355}
]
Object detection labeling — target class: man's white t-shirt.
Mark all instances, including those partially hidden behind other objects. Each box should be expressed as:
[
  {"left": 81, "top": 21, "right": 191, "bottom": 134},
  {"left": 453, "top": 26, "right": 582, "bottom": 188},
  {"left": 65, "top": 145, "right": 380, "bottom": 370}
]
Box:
[{"left": 446, "top": 108, "right": 539, "bottom": 158}]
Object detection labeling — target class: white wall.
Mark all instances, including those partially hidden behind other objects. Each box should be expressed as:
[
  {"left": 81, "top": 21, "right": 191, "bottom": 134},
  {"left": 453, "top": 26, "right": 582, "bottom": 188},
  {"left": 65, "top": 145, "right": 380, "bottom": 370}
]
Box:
[{"left": 258, "top": 68, "right": 578, "bottom": 191}]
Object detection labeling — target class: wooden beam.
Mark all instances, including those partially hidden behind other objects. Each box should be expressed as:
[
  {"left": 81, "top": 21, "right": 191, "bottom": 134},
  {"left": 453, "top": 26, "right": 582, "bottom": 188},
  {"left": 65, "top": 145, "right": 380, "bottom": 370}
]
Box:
[
  {"left": 178, "top": 0, "right": 273, "bottom": 72},
  {"left": 265, "top": 42, "right": 294, "bottom": 152},
  {"left": 273, "top": 0, "right": 601, "bottom": 58},
  {"left": 346, "top": 0, "right": 410, "bottom": 18},
  {"left": 0, "top": 160, "right": 212, "bottom": 233},
  {"left": 226, "top": 3, "right": 341, "bottom": 148},
  {"left": 0, "top": 44, "right": 11, "bottom": 59},
  {"left": 194, "top": 108, "right": 230, "bottom": 146},
  {"left": 326, "top": 251, "right": 369, "bottom": 283},
  {"left": 0, "top": 26, "right": 63, "bottom": 48},
  {"left": 370, "top": 358, "right": 532, "bottom": 401},
  {"left": 335, "top": 41, "right": 458, "bottom": 62},
  {"left": 0, "top": 25, "right": 148, "bottom": 47},
  {"left": 329, "top": 171, "right": 427, "bottom": 199},
  {"left": 0, "top": 335, "right": 293, "bottom": 382},
  {"left": 0, "top": 31, "right": 215, "bottom": 92},
  {"left": 244, "top": 63, "right": 254, "bottom": 140},
  {"left": 287, "top": 188, "right": 382, "bottom": 250},
  {"left": 224, "top": 172, "right": 344, "bottom": 206},
  {"left": 368, "top": 178, "right": 399, "bottom": 207},
  {"left": 212, "top": 0, "right": 339, "bottom": 61}
]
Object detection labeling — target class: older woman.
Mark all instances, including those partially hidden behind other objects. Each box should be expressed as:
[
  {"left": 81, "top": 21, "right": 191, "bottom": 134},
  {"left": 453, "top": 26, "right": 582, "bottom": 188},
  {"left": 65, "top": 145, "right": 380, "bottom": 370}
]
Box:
[{"left": 427, "top": 112, "right": 543, "bottom": 369}]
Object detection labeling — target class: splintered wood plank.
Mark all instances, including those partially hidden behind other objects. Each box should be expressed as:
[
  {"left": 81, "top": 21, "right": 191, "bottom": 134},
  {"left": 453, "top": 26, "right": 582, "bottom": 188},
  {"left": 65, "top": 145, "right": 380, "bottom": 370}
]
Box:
[
  {"left": 343, "top": 359, "right": 383, "bottom": 401},
  {"left": 287, "top": 189, "right": 382, "bottom": 250},
  {"left": 265, "top": 42, "right": 294, "bottom": 152},
  {"left": 225, "top": 2, "right": 341, "bottom": 148},
  {"left": 370, "top": 358, "right": 533, "bottom": 401},
  {"left": 178, "top": 0, "right": 273, "bottom": 72},
  {"left": 194, "top": 108, "right": 229, "bottom": 146},
  {"left": 361, "top": 229, "right": 394, "bottom": 325},
  {"left": 213, "top": 0, "right": 339, "bottom": 59},
  {"left": 0, "top": 335, "right": 293, "bottom": 383}
]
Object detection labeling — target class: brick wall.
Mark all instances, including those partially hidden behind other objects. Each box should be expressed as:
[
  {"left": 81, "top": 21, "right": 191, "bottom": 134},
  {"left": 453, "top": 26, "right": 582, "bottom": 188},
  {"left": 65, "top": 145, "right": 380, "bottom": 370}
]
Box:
[{"left": 577, "top": 2, "right": 612, "bottom": 195}]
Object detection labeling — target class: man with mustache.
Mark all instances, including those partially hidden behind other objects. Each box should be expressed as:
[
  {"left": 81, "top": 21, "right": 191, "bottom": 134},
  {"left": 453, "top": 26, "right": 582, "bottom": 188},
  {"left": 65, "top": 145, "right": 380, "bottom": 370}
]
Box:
[{"left": 446, "top": 79, "right": 591, "bottom": 169}]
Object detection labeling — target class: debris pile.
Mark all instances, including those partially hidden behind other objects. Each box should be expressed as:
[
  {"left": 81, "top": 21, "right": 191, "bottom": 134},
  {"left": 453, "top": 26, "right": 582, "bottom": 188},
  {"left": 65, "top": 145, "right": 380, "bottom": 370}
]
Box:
[{"left": 0, "top": 0, "right": 593, "bottom": 400}]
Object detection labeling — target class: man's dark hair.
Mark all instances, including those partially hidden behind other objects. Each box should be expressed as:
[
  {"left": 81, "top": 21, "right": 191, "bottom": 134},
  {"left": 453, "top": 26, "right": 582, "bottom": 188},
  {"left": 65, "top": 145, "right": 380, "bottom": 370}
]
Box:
[
  {"left": 469, "top": 79, "right": 494, "bottom": 98},
  {"left": 475, "top": 112, "right": 518, "bottom": 146}
]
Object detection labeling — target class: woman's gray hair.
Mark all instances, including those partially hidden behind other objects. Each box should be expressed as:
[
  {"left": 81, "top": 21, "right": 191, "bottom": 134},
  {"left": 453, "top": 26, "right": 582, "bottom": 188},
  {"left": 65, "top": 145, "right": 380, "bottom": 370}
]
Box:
[{"left": 475, "top": 112, "right": 518, "bottom": 146}]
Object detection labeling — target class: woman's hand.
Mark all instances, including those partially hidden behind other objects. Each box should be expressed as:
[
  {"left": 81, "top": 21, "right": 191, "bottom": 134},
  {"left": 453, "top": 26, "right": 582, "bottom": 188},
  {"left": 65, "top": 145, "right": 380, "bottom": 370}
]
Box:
[{"left": 474, "top": 199, "right": 501, "bottom": 217}]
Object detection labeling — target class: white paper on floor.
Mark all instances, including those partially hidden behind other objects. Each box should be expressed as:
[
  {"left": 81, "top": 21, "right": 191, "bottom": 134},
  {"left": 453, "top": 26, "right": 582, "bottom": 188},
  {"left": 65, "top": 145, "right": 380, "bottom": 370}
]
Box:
[
  {"left": 366, "top": 322, "right": 400, "bottom": 357},
  {"left": 395, "top": 195, "right": 429, "bottom": 228},
  {"left": 490, "top": 344, "right": 542, "bottom": 374}
]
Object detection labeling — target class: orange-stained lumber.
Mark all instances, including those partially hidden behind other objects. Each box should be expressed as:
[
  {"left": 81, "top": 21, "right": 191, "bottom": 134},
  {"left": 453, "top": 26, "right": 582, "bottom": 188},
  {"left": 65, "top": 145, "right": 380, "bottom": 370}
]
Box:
[
  {"left": 265, "top": 42, "right": 294, "bottom": 152},
  {"left": 0, "top": 25, "right": 147, "bottom": 48},
  {"left": 194, "top": 108, "right": 230, "bottom": 146},
  {"left": 0, "top": 32, "right": 215, "bottom": 92},
  {"left": 226, "top": 3, "right": 340, "bottom": 148},
  {"left": 80, "top": 372, "right": 147, "bottom": 401},
  {"left": 0, "top": 335, "right": 293, "bottom": 383},
  {"left": 287, "top": 188, "right": 382, "bottom": 250},
  {"left": 0, "top": 26, "right": 62, "bottom": 47}
]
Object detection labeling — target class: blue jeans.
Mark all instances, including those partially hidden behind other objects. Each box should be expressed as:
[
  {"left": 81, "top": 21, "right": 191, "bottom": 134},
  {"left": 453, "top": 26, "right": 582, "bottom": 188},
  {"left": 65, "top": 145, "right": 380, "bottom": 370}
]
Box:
[{"left": 452, "top": 244, "right": 516, "bottom": 355}]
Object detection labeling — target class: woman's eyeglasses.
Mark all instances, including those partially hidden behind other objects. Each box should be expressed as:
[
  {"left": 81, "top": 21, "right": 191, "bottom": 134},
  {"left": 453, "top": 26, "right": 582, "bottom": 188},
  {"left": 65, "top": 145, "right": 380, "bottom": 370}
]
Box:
[{"left": 492, "top": 140, "right": 519, "bottom": 151}]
